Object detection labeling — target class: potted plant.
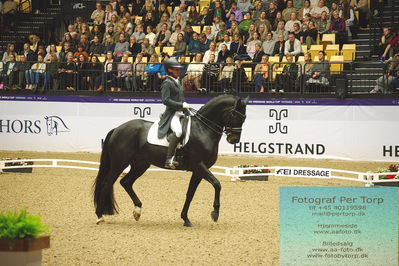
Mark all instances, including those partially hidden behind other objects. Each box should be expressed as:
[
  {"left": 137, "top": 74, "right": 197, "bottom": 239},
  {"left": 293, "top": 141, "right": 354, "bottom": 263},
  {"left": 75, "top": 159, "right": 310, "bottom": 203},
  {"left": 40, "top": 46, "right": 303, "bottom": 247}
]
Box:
[
  {"left": 0, "top": 208, "right": 50, "bottom": 266},
  {"left": 233, "top": 165, "right": 271, "bottom": 181}
]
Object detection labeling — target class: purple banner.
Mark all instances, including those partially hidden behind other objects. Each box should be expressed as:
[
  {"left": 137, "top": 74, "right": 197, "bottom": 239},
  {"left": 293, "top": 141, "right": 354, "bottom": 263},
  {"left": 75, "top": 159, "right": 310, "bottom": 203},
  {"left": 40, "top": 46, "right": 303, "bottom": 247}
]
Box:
[{"left": 0, "top": 95, "right": 399, "bottom": 106}]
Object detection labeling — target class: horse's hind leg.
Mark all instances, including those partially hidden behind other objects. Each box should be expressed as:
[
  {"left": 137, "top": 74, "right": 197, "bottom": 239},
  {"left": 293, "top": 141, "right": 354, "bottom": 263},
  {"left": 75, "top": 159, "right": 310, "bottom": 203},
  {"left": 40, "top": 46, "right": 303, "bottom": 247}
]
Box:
[{"left": 120, "top": 162, "right": 150, "bottom": 221}]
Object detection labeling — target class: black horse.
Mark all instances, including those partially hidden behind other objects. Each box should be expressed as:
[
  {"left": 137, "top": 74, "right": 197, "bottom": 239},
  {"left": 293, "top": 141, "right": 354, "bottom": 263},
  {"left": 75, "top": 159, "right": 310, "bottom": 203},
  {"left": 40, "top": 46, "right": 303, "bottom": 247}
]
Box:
[{"left": 93, "top": 94, "right": 248, "bottom": 226}]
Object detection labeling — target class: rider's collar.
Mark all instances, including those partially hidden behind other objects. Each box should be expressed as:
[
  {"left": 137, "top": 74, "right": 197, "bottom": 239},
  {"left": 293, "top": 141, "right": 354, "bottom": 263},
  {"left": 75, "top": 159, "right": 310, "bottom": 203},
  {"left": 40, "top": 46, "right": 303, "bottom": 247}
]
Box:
[{"left": 167, "top": 75, "right": 180, "bottom": 84}]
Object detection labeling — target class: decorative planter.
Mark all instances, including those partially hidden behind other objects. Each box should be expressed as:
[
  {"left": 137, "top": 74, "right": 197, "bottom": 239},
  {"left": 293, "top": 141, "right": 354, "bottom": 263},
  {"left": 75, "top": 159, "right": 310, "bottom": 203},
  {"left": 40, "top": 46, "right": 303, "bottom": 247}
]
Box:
[
  {"left": 239, "top": 175, "right": 269, "bottom": 181},
  {"left": 1, "top": 160, "right": 33, "bottom": 173},
  {"left": 0, "top": 236, "right": 50, "bottom": 266}
]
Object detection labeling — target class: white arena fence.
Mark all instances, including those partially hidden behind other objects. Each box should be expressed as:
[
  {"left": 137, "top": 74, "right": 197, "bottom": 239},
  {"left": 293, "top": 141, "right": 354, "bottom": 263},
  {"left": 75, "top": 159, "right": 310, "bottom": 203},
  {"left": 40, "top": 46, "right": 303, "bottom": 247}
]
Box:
[{"left": 0, "top": 159, "right": 398, "bottom": 187}]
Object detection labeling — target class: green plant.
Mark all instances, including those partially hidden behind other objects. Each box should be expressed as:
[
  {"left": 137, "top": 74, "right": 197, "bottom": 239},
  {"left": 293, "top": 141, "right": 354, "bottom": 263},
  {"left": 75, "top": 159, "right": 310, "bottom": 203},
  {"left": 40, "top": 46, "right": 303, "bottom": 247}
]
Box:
[
  {"left": 0, "top": 208, "right": 49, "bottom": 240},
  {"left": 376, "top": 164, "right": 399, "bottom": 179},
  {"left": 236, "top": 165, "right": 271, "bottom": 174}
]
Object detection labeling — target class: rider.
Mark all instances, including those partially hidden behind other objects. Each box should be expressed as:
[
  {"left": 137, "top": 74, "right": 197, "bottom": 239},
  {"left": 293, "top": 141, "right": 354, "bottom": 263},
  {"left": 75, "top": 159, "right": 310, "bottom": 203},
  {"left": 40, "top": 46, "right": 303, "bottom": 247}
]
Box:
[{"left": 158, "top": 58, "right": 190, "bottom": 169}]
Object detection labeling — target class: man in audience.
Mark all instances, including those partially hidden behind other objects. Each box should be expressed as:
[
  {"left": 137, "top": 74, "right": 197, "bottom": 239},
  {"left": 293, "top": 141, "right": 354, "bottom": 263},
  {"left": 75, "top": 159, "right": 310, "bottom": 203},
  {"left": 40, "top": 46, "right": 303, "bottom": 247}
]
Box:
[
  {"left": 170, "top": 3, "right": 188, "bottom": 22},
  {"left": 16, "top": 55, "right": 31, "bottom": 89},
  {"left": 114, "top": 33, "right": 129, "bottom": 60},
  {"left": 282, "top": 1, "right": 296, "bottom": 21},
  {"left": 218, "top": 34, "right": 232, "bottom": 52},
  {"left": 381, "top": 29, "right": 399, "bottom": 61},
  {"left": 1, "top": 53, "right": 19, "bottom": 89},
  {"left": 310, "top": 0, "right": 329, "bottom": 20},
  {"left": 89, "top": 36, "right": 105, "bottom": 56},
  {"left": 91, "top": 2, "right": 105, "bottom": 22},
  {"left": 226, "top": 2, "right": 243, "bottom": 23},
  {"left": 263, "top": 32, "right": 276, "bottom": 56},
  {"left": 378, "top": 28, "right": 394, "bottom": 58},
  {"left": 284, "top": 33, "right": 302, "bottom": 60},
  {"left": 307, "top": 50, "right": 330, "bottom": 89}
]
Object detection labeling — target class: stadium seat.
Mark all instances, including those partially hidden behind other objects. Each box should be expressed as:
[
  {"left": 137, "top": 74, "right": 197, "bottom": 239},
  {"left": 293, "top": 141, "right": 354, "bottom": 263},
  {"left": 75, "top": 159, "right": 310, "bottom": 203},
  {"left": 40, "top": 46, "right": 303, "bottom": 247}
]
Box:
[
  {"left": 56, "top": 45, "right": 62, "bottom": 52},
  {"left": 309, "top": 45, "right": 323, "bottom": 61},
  {"left": 321, "top": 34, "right": 335, "bottom": 49},
  {"left": 128, "top": 57, "right": 133, "bottom": 63},
  {"left": 297, "top": 56, "right": 305, "bottom": 62},
  {"left": 154, "top": 46, "right": 161, "bottom": 56},
  {"left": 141, "top": 57, "right": 148, "bottom": 63},
  {"left": 301, "top": 45, "right": 308, "bottom": 54},
  {"left": 244, "top": 68, "right": 253, "bottom": 81},
  {"left": 199, "top": 1, "right": 210, "bottom": 11},
  {"left": 97, "top": 56, "right": 105, "bottom": 62},
  {"left": 341, "top": 44, "right": 356, "bottom": 62},
  {"left": 184, "top": 56, "right": 191, "bottom": 63},
  {"left": 135, "top": 16, "right": 143, "bottom": 24},
  {"left": 167, "top": 6, "right": 172, "bottom": 15},
  {"left": 329, "top": 55, "right": 344, "bottom": 74},
  {"left": 192, "top": 26, "right": 201, "bottom": 34},
  {"left": 325, "top": 44, "right": 340, "bottom": 59},
  {"left": 268, "top": 56, "right": 280, "bottom": 64},
  {"left": 163, "top": 46, "right": 175, "bottom": 56}
]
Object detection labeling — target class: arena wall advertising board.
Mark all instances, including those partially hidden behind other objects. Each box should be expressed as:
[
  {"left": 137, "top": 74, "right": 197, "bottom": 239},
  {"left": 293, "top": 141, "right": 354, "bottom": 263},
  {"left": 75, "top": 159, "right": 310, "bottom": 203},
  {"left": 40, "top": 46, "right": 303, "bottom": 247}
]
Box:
[{"left": 0, "top": 95, "right": 398, "bottom": 162}]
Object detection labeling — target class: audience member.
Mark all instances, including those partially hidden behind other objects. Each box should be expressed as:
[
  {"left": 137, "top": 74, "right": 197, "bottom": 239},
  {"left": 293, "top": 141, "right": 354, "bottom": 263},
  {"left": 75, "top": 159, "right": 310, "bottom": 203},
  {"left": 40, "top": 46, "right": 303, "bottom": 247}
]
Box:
[
  {"left": 254, "top": 55, "right": 270, "bottom": 92},
  {"left": 282, "top": 1, "right": 296, "bottom": 21},
  {"left": 59, "top": 52, "right": 78, "bottom": 91}
]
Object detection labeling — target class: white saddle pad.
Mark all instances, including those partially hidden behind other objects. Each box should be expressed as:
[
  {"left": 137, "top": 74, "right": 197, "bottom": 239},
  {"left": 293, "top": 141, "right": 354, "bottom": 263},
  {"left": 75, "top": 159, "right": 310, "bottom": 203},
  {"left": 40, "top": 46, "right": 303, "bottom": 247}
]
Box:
[{"left": 147, "top": 117, "right": 191, "bottom": 147}]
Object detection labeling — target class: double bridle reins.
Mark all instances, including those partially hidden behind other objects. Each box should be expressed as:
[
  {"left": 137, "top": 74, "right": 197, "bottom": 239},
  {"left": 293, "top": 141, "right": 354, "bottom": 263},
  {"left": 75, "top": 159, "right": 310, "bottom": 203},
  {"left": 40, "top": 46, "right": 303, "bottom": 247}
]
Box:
[{"left": 188, "top": 107, "right": 246, "bottom": 136}]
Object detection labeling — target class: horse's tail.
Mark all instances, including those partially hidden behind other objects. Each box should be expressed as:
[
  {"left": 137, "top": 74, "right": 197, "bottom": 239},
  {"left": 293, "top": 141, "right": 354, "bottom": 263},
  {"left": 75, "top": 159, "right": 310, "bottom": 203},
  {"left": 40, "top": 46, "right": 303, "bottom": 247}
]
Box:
[{"left": 93, "top": 129, "right": 118, "bottom": 216}]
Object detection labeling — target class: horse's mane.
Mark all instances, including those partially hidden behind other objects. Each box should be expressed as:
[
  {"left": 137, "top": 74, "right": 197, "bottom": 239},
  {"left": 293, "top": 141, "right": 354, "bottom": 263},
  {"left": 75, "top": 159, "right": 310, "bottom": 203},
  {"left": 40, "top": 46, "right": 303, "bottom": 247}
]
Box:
[{"left": 198, "top": 94, "right": 239, "bottom": 114}]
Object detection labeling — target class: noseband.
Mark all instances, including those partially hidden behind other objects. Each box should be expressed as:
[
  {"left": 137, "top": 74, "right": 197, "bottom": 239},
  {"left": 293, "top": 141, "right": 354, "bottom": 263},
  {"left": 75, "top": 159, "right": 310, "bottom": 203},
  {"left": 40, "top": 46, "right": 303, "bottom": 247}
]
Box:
[{"left": 224, "top": 109, "right": 246, "bottom": 135}]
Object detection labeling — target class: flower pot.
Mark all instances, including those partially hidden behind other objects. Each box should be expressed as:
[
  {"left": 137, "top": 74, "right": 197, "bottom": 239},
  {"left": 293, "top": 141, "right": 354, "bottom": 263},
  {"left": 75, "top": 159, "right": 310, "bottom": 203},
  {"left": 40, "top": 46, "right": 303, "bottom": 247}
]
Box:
[
  {"left": 239, "top": 175, "right": 269, "bottom": 181},
  {"left": 0, "top": 236, "right": 50, "bottom": 266}
]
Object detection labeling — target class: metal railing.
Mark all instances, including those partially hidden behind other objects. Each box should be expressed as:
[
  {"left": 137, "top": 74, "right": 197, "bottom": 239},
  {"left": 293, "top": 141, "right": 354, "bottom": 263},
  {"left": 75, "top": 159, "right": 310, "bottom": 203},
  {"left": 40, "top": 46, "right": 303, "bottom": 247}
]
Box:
[{"left": 1, "top": 60, "right": 398, "bottom": 97}]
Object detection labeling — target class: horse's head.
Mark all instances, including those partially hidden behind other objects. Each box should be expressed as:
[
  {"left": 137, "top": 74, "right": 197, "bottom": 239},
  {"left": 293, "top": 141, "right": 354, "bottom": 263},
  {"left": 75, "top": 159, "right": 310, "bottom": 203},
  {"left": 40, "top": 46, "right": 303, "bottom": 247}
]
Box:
[
  {"left": 224, "top": 96, "right": 248, "bottom": 144},
  {"left": 44, "top": 116, "right": 53, "bottom": 136}
]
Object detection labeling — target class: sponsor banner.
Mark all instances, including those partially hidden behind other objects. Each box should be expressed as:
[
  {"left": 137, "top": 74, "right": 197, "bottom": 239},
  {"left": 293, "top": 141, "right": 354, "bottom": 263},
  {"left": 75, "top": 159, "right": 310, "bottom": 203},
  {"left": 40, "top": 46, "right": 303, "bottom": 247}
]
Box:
[
  {"left": 0, "top": 96, "right": 398, "bottom": 161},
  {"left": 275, "top": 167, "right": 331, "bottom": 178}
]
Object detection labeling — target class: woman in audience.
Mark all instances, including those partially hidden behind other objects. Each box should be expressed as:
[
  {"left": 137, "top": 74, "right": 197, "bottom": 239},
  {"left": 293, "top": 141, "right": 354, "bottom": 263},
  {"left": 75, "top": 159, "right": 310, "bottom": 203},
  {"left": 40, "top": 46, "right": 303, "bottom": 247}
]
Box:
[
  {"left": 158, "top": 4, "right": 170, "bottom": 18},
  {"left": 44, "top": 53, "right": 60, "bottom": 90},
  {"left": 267, "top": 2, "right": 278, "bottom": 26},
  {"left": 127, "top": 36, "right": 142, "bottom": 58},
  {"left": 141, "top": 38, "right": 154, "bottom": 59},
  {"left": 118, "top": 4, "right": 131, "bottom": 18},
  {"left": 330, "top": 10, "right": 347, "bottom": 47},
  {"left": 143, "top": 12, "right": 157, "bottom": 31},
  {"left": 1, "top": 43, "right": 15, "bottom": 63},
  {"left": 187, "top": 5, "right": 199, "bottom": 25},
  {"left": 25, "top": 54, "right": 46, "bottom": 90},
  {"left": 273, "top": 34, "right": 286, "bottom": 60},
  {"left": 155, "top": 23, "right": 172, "bottom": 48},
  {"left": 254, "top": 55, "right": 270, "bottom": 92},
  {"left": 298, "top": 0, "right": 312, "bottom": 20},
  {"left": 182, "top": 53, "right": 204, "bottom": 91},
  {"left": 299, "top": 52, "right": 313, "bottom": 86},
  {"left": 143, "top": 54, "right": 162, "bottom": 91},
  {"left": 273, "top": 21, "right": 288, "bottom": 40},
  {"left": 44, "top": 44, "right": 59, "bottom": 63},
  {"left": 258, "top": 24, "right": 269, "bottom": 41},
  {"left": 174, "top": 33, "right": 187, "bottom": 57},
  {"left": 59, "top": 52, "right": 78, "bottom": 91},
  {"left": 212, "top": 16, "right": 223, "bottom": 35},
  {"left": 76, "top": 54, "right": 88, "bottom": 90},
  {"left": 115, "top": 53, "right": 132, "bottom": 91},
  {"left": 91, "top": 25, "right": 104, "bottom": 42},
  {"left": 78, "top": 23, "right": 93, "bottom": 41},
  {"left": 304, "top": 21, "right": 318, "bottom": 48},
  {"left": 285, "top": 12, "right": 302, "bottom": 32},
  {"left": 238, "top": 13, "right": 254, "bottom": 33},
  {"left": 255, "top": 11, "right": 271, "bottom": 33},
  {"left": 272, "top": 11, "right": 285, "bottom": 31},
  {"left": 172, "top": 13, "right": 187, "bottom": 32},
  {"left": 104, "top": 4, "right": 117, "bottom": 25},
  {"left": 169, "top": 24, "right": 183, "bottom": 46},
  {"left": 247, "top": 32, "right": 262, "bottom": 59},
  {"left": 316, "top": 11, "right": 330, "bottom": 39},
  {"left": 62, "top": 33, "right": 77, "bottom": 52},
  {"left": 329, "top": 2, "right": 342, "bottom": 19},
  {"left": 132, "top": 53, "right": 146, "bottom": 91},
  {"left": 230, "top": 33, "right": 247, "bottom": 57},
  {"left": 201, "top": 54, "right": 220, "bottom": 92},
  {"left": 252, "top": 43, "right": 266, "bottom": 63},
  {"left": 156, "top": 13, "right": 171, "bottom": 33},
  {"left": 106, "top": 14, "right": 121, "bottom": 32},
  {"left": 291, "top": 23, "right": 304, "bottom": 43},
  {"left": 95, "top": 51, "right": 116, "bottom": 91},
  {"left": 82, "top": 55, "right": 102, "bottom": 90},
  {"left": 252, "top": 2, "right": 263, "bottom": 21},
  {"left": 217, "top": 44, "right": 233, "bottom": 63},
  {"left": 204, "top": 26, "right": 216, "bottom": 42},
  {"left": 220, "top": 57, "right": 235, "bottom": 93}
]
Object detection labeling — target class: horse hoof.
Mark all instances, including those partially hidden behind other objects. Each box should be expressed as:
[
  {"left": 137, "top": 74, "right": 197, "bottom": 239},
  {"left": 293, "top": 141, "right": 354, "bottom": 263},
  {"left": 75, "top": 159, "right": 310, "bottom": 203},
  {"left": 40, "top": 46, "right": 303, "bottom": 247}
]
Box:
[
  {"left": 183, "top": 221, "right": 193, "bottom": 227},
  {"left": 96, "top": 216, "right": 105, "bottom": 225},
  {"left": 133, "top": 207, "right": 141, "bottom": 221},
  {"left": 211, "top": 211, "right": 219, "bottom": 222}
]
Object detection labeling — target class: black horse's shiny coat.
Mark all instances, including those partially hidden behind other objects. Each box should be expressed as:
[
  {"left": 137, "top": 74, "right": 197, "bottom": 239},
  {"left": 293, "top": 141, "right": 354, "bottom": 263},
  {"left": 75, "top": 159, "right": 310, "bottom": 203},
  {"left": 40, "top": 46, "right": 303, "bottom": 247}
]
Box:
[{"left": 93, "top": 95, "right": 248, "bottom": 226}]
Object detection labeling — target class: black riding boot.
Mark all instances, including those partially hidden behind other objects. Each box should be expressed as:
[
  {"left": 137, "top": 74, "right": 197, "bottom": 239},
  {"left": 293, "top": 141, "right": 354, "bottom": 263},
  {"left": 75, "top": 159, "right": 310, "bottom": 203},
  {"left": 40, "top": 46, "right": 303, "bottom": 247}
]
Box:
[{"left": 165, "top": 133, "right": 180, "bottom": 169}]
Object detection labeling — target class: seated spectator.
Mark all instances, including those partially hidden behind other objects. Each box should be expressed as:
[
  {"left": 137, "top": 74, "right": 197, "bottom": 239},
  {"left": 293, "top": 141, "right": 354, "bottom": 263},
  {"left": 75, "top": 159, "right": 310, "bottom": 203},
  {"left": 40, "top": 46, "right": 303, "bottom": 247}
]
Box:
[
  {"left": 143, "top": 12, "right": 157, "bottom": 32},
  {"left": 170, "top": 3, "right": 188, "bottom": 22},
  {"left": 127, "top": 36, "right": 141, "bottom": 58},
  {"left": 183, "top": 53, "right": 204, "bottom": 91},
  {"left": 74, "top": 45, "right": 89, "bottom": 61},
  {"left": 316, "top": 11, "right": 330, "bottom": 39},
  {"left": 231, "top": 60, "right": 247, "bottom": 93},
  {"left": 28, "top": 35, "right": 43, "bottom": 53},
  {"left": 329, "top": 2, "right": 342, "bottom": 19},
  {"left": 1, "top": 53, "right": 18, "bottom": 89},
  {"left": 285, "top": 12, "right": 301, "bottom": 32},
  {"left": 78, "top": 23, "right": 93, "bottom": 41},
  {"left": 306, "top": 50, "right": 330, "bottom": 89},
  {"left": 228, "top": 21, "right": 241, "bottom": 37},
  {"left": 329, "top": 11, "right": 346, "bottom": 47},
  {"left": 22, "top": 43, "right": 37, "bottom": 62},
  {"left": 157, "top": 3, "right": 170, "bottom": 18},
  {"left": 298, "top": 0, "right": 312, "bottom": 20},
  {"left": 230, "top": 33, "right": 247, "bottom": 57},
  {"left": 220, "top": 57, "right": 235, "bottom": 93},
  {"left": 44, "top": 53, "right": 60, "bottom": 90},
  {"left": 247, "top": 32, "right": 262, "bottom": 58},
  {"left": 145, "top": 26, "right": 156, "bottom": 46},
  {"left": 76, "top": 54, "right": 88, "bottom": 90},
  {"left": 343, "top": 2, "right": 357, "bottom": 39},
  {"left": 272, "top": 11, "right": 285, "bottom": 31},
  {"left": 117, "top": 4, "right": 131, "bottom": 18},
  {"left": 299, "top": 52, "right": 314, "bottom": 85},
  {"left": 2, "top": 43, "right": 15, "bottom": 64},
  {"left": 188, "top": 32, "right": 202, "bottom": 56},
  {"left": 273, "top": 34, "right": 286, "bottom": 60},
  {"left": 115, "top": 53, "right": 132, "bottom": 91},
  {"left": 197, "top": 7, "right": 214, "bottom": 26},
  {"left": 44, "top": 44, "right": 59, "bottom": 63},
  {"left": 132, "top": 25, "right": 145, "bottom": 44},
  {"left": 310, "top": 0, "right": 329, "bottom": 20},
  {"left": 104, "top": 4, "right": 117, "bottom": 25},
  {"left": 377, "top": 28, "right": 394, "bottom": 57},
  {"left": 255, "top": 11, "right": 271, "bottom": 32},
  {"left": 381, "top": 29, "right": 399, "bottom": 60},
  {"left": 172, "top": 13, "right": 187, "bottom": 32},
  {"left": 254, "top": 55, "right": 270, "bottom": 92},
  {"left": 140, "top": 0, "right": 156, "bottom": 18},
  {"left": 143, "top": 54, "right": 163, "bottom": 91},
  {"left": 263, "top": 32, "right": 276, "bottom": 55},
  {"left": 273, "top": 21, "right": 289, "bottom": 41},
  {"left": 246, "top": 24, "right": 257, "bottom": 43},
  {"left": 91, "top": 2, "right": 105, "bottom": 22},
  {"left": 103, "top": 35, "right": 116, "bottom": 55},
  {"left": 275, "top": 54, "right": 299, "bottom": 92},
  {"left": 304, "top": 21, "right": 318, "bottom": 48},
  {"left": 226, "top": 2, "right": 243, "bottom": 23},
  {"left": 199, "top": 33, "right": 211, "bottom": 53},
  {"left": 370, "top": 54, "right": 399, "bottom": 93},
  {"left": 267, "top": 2, "right": 278, "bottom": 25},
  {"left": 155, "top": 23, "right": 172, "bottom": 48},
  {"left": 252, "top": 2, "right": 264, "bottom": 21},
  {"left": 351, "top": 0, "right": 370, "bottom": 29},
  {"left": 114, "top": 33, "right": 129, "bottom": 59},
  {"left": 81, "top": 55, "right": 102, "bottom": 90},
  {"left": 187, "top": 5, "right": 199, "bottom": 25},
  {"left": 282, "top": 1, "right": 296, "bottom": 21},
  {"left": 284, "top": 33, "right": 302, "bottom": 59},
  {"left": 59, "top": 52, "right": 78, "bottom": 91},
  {"left": 16, "top": 55, "right": 31, "bottom": 89},
  {"left": 79, "top": 35, "right": 91, "bottom": 52},
  {"left": 210, "top": 1, "right": 226, "bottom": 22},
  {"left": 204, "top": 26, "right": 216, "bottom": 42},
  {"left": 141, "top": 38, "right": 155, "bottom": 58},
  {"left": 215, "top": 22, "right": 227, "bottom": 42},
  {"left": 95, "top": 51, "right": 116, "bottom": 91},
  {"left": 173, "top": 33, "right": 187, "bottom": 57},
  {"left": 217, "top": 44, "right": 233, "bottom": 63},
  {"left": 226, "top": 12, "right": 238, "bottom": 29},
  {"left": 121, "top": 16, "right": 133, "bottom": 36},
  {"left": 252, "top": 43, "right": 266, "bottom": 62},
  {"left": 203, "top": 42, "right": 218, "bottom": 63},
  {"left": 66, "top": 24, "right": 79, "bottom": 40},
  {"left": 169, "top": 24, "right": 182, "bottom": 46},
  {"left": 237, "top": 0, "right": 253, "bottom": 15},
  {"left": 200, "top": 54, "right": 220, "bottom": 92},
  {"left": 238, "top": 13, "right": 254, "bottom": 33},
  {"left": 89, "top": 36, "right": 106, "bottom": 56},
  {"left": 258, "top": 24, "right": 269, "bottom": 41},
  {"left": 184, "top": 25, "right": 194, "bottom": 44},
  {"left": 131, "top": 53, "right": 146, "bottom": 91},
  {"left": 290, "top": 23, "right": 304, "bottom": 43}
]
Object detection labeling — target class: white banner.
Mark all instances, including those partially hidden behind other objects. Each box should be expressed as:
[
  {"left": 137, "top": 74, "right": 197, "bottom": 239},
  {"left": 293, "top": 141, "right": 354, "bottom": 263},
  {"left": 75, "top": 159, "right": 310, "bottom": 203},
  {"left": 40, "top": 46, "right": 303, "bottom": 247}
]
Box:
[{"left": 0, "top": 96, "right": 398, "bottom": 161}]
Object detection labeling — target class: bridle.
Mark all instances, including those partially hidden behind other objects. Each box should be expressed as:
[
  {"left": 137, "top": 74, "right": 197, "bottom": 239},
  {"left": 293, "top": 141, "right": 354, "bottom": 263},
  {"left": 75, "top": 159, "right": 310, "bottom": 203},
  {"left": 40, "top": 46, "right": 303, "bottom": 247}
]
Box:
[{"left": 189, "top": 104, "right": 246, "bottom": 136}]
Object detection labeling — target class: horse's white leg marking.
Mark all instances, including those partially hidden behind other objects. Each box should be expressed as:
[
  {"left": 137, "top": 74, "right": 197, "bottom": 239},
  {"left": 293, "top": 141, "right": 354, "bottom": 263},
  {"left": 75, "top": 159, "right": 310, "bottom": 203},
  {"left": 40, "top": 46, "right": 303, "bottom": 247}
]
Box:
[
  {"left": 133, "top": 206, "right": 141, "bottom": 221},
  {"left": 96, "top": 216, "right": 105, "bottom": 225}
]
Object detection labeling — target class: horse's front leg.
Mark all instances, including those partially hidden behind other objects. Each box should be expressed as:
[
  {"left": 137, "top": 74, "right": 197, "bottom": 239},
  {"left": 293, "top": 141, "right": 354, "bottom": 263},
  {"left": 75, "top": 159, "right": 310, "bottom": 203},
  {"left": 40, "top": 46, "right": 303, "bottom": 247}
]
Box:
[
  {"left": 181, "top": 172, "right": 202, "bottom": 227},
  {"left": 197, "top": 162, "right": 221, "bottom": 223}
]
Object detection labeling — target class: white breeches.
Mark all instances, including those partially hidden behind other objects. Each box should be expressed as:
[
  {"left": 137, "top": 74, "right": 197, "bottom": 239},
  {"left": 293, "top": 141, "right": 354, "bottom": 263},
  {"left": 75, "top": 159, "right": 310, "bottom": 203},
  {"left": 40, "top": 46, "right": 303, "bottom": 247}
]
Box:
[{"left": 171, "top": 111, "right": 184, "bottom": 138}]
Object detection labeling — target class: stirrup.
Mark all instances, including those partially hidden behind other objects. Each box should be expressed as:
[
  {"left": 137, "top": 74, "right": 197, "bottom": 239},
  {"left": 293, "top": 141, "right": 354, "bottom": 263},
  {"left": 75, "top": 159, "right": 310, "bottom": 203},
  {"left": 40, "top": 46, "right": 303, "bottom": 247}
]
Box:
[{"left": 165, "top": 158, "right": 179, "bottom": 169}]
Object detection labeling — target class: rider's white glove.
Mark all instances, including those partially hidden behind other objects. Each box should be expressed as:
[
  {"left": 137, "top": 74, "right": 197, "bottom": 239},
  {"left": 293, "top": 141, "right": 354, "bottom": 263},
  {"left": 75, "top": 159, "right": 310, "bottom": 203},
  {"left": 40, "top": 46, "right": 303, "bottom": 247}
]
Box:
[{"left": 182, "top": 102, "right": 190, "bottom": 109}]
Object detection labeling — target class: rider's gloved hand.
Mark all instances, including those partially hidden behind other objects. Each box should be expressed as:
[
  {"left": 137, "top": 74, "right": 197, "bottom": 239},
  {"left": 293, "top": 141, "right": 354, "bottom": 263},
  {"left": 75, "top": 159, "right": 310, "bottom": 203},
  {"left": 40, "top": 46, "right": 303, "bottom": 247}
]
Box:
[{"left": 182, "top": 102, "right": 190, "bottom": 109}]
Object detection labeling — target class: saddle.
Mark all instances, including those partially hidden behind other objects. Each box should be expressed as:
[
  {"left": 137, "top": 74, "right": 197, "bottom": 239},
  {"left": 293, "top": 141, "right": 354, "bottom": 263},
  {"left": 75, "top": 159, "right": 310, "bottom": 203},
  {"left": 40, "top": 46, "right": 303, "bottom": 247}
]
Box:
[{"left": 147, "top": 116, "right": 191, "bottom": 148}]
